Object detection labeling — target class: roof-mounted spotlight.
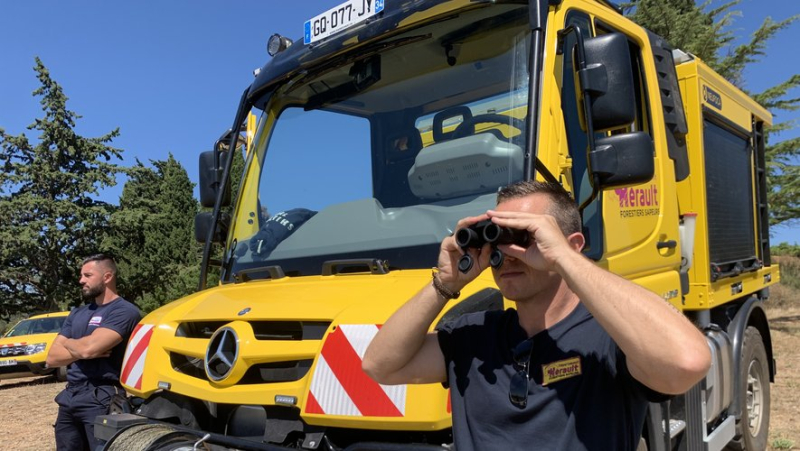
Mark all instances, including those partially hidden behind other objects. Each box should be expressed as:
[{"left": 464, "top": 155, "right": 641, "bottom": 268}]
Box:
[{"left": 267, "top": 34, "right": 293, "bottom": 57}]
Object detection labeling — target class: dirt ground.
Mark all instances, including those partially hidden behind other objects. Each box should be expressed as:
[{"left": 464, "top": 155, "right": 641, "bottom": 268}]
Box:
[
  {"left": 2, "top": 305, "right": 798, "bottom": 451},
  {"left": 765, "top": 303, "right": 800, "bottom": 449},
  {"left": 1, "top": 374, "right": 61, "bottom": 450}
]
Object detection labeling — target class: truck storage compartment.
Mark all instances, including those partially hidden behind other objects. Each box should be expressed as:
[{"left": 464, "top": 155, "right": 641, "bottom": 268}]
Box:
[{"left": 703, "top": 117, "right": 758, "bottom": 280}]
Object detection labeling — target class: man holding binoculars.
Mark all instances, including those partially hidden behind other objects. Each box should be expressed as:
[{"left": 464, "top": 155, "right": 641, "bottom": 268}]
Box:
[{"left": 362, "top": 180, "right": 710, "bottom": 450}]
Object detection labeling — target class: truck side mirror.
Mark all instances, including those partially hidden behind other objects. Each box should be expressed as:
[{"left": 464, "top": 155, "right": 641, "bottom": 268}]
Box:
[
  {"left": 579, "top": 33, "right": 636, "bottom": 132},
  {"left": 194, "top": 211, "right": 229, "bottom": 244},
  {"left": 589, "top": 132, "right": 654, "bottom": 188},
  {"left": 198, "top": 150, "right": 231, "bottom": 208}
]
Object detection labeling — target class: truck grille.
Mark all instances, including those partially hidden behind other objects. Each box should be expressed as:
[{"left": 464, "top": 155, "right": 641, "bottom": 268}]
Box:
[
  {"left": 170, "top": 320, "right": 328, "bottom": 383},
  {"left": 0, "top": 345, "right": 29, "bottom": 356},
  {"left": 170, "top": 352, "right": 313, "bottom": 384},
  {"left": 175, "top": 321, "right": 330, "bottom": 340}
]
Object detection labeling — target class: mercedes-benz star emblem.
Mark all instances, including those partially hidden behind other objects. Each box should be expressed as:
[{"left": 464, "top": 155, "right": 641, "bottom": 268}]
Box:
[{"left": 205, "top": 326, "right": 239, "bottom": 381}]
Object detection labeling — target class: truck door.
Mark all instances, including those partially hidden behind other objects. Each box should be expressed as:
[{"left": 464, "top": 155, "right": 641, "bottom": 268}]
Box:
[{"left": 556, "top": 7, "right": 681, "bottom": 285}]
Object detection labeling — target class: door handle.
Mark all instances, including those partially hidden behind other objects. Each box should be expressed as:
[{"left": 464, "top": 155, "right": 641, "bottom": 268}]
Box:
[{"left": 657, "top": 240, "right": 677, "bottom": 250}]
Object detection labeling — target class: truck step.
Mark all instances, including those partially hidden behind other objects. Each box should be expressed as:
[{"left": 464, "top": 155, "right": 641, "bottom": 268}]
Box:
[{"left": 668, "top": 419, "right": 686, "bottom": 439}]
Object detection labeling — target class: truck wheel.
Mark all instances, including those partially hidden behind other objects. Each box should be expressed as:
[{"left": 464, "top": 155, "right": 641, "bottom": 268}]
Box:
[
  {"left": 105, "top": 424, "right": 207, "bottom": 451},
  {"left": 727, "top": 326, "right": 770, "bottom": 450},
  {"left": 106, "top": 424, "right": 172, "bottom": 451},
  {"left": 55, "top": 366, "right": 68, "bottom": 382}
]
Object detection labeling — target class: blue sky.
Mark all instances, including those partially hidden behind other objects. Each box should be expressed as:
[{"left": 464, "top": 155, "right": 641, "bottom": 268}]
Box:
[{"left": 1, "top": 0, "right": 797, "bottom": 244}]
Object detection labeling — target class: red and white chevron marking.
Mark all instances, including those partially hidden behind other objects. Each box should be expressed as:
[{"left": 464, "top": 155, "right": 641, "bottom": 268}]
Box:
[
  {"left": 306, "top": 324, "right": 406, "bottom": 417},
  {"left": 121, "top": 323, "right": 154, "bottom": 390}
]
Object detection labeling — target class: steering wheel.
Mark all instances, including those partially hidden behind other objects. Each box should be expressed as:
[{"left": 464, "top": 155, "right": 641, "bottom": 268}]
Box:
[{"left": 451, "top": 113, "right": 526, "bottom": 142}]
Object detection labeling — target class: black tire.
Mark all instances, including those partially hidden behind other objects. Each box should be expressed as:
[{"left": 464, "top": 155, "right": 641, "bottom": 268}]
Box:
[
  {"left": 55, "top": 365, "right": 68, "bottom": 382},
  {"left": 106, "top": 424, "right": 173, "bottom": 451},
  {"left": 105, "top": 424, "right": 208, "bottom": 451},
  {"left": 727, "top": 326, "right": 770, "bottom": 450}
]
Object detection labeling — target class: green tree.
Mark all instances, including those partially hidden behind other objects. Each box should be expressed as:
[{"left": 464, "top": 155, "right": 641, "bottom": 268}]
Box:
[
  {"left": 0, "top": 58, "right": 123, "bottom": 317},
  {"left": 104, "top": 154, "right": 199, "bottom": 313},
  {"left": 625, "top": 0, "right": 800, "bottom": 226}
]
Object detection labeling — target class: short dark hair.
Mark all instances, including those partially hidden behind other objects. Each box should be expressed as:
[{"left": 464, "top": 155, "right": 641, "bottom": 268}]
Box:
[
  {"left": 496, "top": 181, "right": 582, "bottom": 236},
  {"left": 82, "top": 254, "right": 118, "bottom": 276}
]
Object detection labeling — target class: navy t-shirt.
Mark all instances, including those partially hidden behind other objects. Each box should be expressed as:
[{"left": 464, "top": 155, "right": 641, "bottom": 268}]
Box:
[
  {"left": 438, "top": 303, "right": 664, "bottom": 451},
  {"left": 59, "top": 297, "right": 141, "bottom": 384}
]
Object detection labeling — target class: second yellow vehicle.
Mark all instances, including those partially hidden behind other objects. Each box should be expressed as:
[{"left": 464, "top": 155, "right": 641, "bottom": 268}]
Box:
[{"left": 0, "top": 311, "right": 69, "bottom": 382}]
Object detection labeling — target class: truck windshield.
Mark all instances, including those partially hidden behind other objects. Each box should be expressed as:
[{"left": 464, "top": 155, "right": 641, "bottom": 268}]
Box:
[{"left": 228, "top": 4, "right": 531, "bottom": 278}]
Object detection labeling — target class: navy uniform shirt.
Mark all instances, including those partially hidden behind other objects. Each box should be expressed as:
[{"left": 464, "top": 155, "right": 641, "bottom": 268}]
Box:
[
  {"left": 59, "top": 298, "right": 141, "bottom": 384},
  {"left": 438, "top": 303, "right": 666, "bottom": 451}
]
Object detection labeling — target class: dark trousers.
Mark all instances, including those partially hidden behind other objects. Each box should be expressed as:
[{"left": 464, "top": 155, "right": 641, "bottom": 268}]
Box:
[{"left": 54, "top": 383, "right": 118, "bottom": 451}]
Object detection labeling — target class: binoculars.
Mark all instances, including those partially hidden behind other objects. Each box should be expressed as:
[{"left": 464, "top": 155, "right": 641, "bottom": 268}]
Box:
[{"left": 454, "top": 220, "right": 530, "bottom": 273}]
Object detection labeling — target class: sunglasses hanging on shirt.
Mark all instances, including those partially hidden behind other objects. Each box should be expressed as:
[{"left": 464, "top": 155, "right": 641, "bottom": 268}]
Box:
[{"left": 509, "top": 337, "right": 533, "bottom": 408}]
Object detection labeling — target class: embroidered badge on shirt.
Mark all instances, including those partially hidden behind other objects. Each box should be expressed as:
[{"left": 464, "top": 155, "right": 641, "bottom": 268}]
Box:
[
  {"left": 541, "top": 356, "right": 582, "bottom": 385},
  {"left": 89, "top": 316, "right": 102, "bottom": 327}
]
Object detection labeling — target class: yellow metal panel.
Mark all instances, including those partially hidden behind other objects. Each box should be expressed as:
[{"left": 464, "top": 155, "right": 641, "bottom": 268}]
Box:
[
  {"left": 230, "top": 110, "right": 271, "bottom": 244},
  {"left": 683, "top": 266, "right": 780, "bottom": 310},
  {"left": 630, "top": 270, "right": 683, "bottom": 311},
  {"left": 674, "top": 58, "right": 777, "bottom": 308},
  {"left": 695, "top": 60, "right": 771, "bottom": 126}
]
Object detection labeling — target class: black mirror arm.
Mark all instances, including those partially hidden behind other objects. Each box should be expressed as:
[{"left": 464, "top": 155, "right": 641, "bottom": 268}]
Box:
[
  {"left": 558, "top": 25, "right": 602, "bottom": 213},
  {"left": 199, "top": 86, "right": 253, "bottom": 291},
  {"left": 523, "top": 0, "right": 549, "bottom": 182}
]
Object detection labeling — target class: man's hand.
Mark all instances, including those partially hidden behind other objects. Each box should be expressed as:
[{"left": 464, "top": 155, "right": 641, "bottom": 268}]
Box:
[
  {"left": 437, "top": 214, "right": 493, "bottom": 293},
  {"left": 486, "top": 210, "right": 582, "bottom": 272},
  {"left": 363, "top": 213, "right": 495, "bottom": 386},
  {"left": 46, "top": 335, "right": 78, "bottom": 368}
]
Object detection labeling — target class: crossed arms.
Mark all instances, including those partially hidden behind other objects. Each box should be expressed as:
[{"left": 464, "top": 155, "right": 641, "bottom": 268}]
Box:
[{"left": 45, "top": 328, "right": 123, "bottom": 368}]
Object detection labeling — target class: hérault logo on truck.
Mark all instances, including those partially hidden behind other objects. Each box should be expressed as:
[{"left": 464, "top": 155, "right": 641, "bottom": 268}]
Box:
[{"left": 613, "top": 184, "right": 659, "bottom": 218}]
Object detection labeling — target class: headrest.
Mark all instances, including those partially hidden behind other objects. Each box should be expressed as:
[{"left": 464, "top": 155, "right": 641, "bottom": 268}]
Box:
[
  {"left": 432, "top": 106, "right": 473, "bottom": 142},
  {"left": 407, "top": 133, "right": 523, "bottom": 200}
]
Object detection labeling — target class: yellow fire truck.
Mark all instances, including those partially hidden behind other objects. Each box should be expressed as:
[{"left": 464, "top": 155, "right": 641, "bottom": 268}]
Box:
[{"left": 98, "top": 1, "right": 780, "bottom": 450}]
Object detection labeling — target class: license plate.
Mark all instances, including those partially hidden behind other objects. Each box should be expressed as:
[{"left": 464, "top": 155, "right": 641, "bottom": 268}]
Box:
[
  {"left": 0, "top": 359, "right": 17, "bottom": 366},
  {"left": 304, "top": 0, "right": 385, "bottom": 45}
]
